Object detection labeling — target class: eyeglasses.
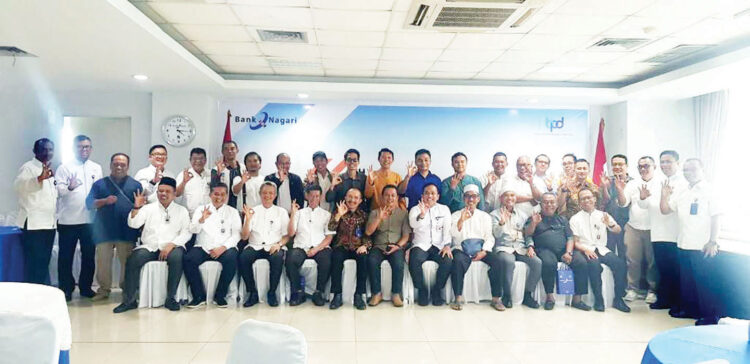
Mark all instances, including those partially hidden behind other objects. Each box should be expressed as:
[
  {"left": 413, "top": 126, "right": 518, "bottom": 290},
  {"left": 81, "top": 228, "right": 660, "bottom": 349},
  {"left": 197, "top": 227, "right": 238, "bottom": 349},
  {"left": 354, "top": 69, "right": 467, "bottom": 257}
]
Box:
[
  {"left": 464, "top": 194, "right": 479, "bottom": 199},
  {"left": 77, "top": 145, "right": 92, "bottom": 150},
  {"left": 151, "top": 152, "right": 167, "bottom": 157},
  {"left": 536, "top": 160, "right": 549, "bottom": 165},
  {"left": 637, "top": 164, "right": 652, "bottom": 169}
]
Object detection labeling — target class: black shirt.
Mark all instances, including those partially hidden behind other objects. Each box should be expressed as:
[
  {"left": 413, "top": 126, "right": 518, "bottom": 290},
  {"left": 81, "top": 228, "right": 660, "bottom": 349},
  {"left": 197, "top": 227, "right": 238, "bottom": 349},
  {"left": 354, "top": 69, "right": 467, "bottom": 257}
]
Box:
[{"left": 527, "top": 214, "right": 572, "bottom": 255}]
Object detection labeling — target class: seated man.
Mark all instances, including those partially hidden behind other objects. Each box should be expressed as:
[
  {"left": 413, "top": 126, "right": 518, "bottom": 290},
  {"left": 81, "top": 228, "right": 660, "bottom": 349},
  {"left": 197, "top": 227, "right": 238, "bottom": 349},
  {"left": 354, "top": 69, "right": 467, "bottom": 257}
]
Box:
[
  {"left": 569, "top": 188, "right": 631, "bottom": 312},
  {"left": 408, "top": 183, "right": 453, "bottom": 306},
  {"left": 286, "top": 185, "right": 335, "bottom": 306},
  {"left": 328, "top": 188, "right": 370, "bottom": 310},
  {"left": 449, "top": 185, "right": 503, "bottom": 311},
  {"left": 238, "top": 181, "right": 289, "bottom": 307},
  {"left": 525, "top": 192, "right": 578, "bottom": 310},
  {"left": 365, "top": 184, "right": 410, "bottom": 307},
  {"left": 184, "top": 183, "right": 241, "bottom": 308},
  {"left": 490, "top": 189, "right": 541, "bottom": 309},
  {"left": 114, "top": 177, "right": 190, "bottom": 313}
]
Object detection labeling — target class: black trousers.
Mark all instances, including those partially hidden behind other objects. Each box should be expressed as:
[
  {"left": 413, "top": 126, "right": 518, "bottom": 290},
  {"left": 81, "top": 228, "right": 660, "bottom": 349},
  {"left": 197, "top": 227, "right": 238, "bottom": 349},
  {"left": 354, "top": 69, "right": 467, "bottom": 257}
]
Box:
[
  {"left": 569, "top": 250, "right": 627, "bottom": 301},
  {"left": 537, "top": 247, "right": 565, "bottom": 295},
  {"left": 57, "top": 224, "right": 95, "bottom": 294},
  {"left": 238, "top": 248, "right": 284, "bottom": 294},
  {"left": 183, "top": 247, "right": 238, "bottom": 301},
  {"left": 653, "top": 242, "right": 680, "bottom": 308},
  {"left": 679, "top": 249, "right": 718, "bottom": 320},
  {"left": 606, "top": 230, "right": 627, "bottom": 259},
  {"left": 121, "top": 247, "right": 184, "bottom": 305},
  {"left": 367, "top": 248, "right": 405, "bottom": 295},
  {"left": 451, "top": 249, "right": 502, "bottom": 297},
  {"left": 408, "top": 245, "right": 453, "bottom": 294},
  {"left": 330, "top": 246, "right": 368, "bottom": 294},
  {"left": 285, "top": 247, "right": 332, "bottom": 293},
  {"left": 21, "top": 224, "right": 55, "bottom": 285}
]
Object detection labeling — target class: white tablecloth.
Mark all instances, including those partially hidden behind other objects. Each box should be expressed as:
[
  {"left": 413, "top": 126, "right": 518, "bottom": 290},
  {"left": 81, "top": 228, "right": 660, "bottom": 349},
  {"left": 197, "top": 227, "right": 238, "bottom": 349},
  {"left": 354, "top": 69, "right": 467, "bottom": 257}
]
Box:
[{"left": 0, "top": 282, "right": 71, "bottom": 351}]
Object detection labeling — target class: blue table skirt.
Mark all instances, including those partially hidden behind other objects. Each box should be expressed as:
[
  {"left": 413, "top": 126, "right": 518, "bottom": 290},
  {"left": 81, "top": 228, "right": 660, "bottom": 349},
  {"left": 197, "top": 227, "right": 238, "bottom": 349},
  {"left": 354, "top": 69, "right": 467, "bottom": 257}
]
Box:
[
  {"left": 642, "top": 325, "right": 750, "bottom": 364},
  {"left": 0, "top": 226, "right": 24, "bottom": 282},
  {"left": 60, "top": 350, "right": 70, "bottom": 364}
]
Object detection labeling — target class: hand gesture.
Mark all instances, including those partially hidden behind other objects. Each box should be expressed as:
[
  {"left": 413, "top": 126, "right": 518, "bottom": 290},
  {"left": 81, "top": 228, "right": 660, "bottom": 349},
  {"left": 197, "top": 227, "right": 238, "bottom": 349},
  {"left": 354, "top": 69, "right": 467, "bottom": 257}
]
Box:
[
  {"left": 331, "top": 175, "right": 343, "bottom": 188},
  {"left": 279, "top": 169, "right": 288, "bottom": 182},
  {"left": 152, "top": 168, "right": 163, "bottom": 184},
  {"left": 450, "top": 173, "right": 462, "bottom": 189},
  {"left": 242, "top": 205, "right": 255, "bottom": 221},
  {"left": 599, "top": 171, "right": 610, "bottom": 189},
  {"left": 406, "top": 161, "right": 417, "bottom": 178},
  {"left": 661, "top": 179, "right": 673, "bottom": 198},
  {"left": 182, "top": 168, "right": 193, "bottom": 184},
  {"left": 522, "top": 172, "right": 533, "bottom": 184},
  {"left": 215, "top": 159, "right": 226, "bottom": 175},
  {"left": 486, "top": 171, "right": 497, "bottom": 185},
  {"left": 544, "top": 176, "right": 554, "bottom": 191},
  {"left": 38, "top": 163, "right": 53, "bottom": 182},
  {"left": 199, "top": 206, "right": 212, "bottom": 223},
  {"left": 133, "top": 190, "right": 146, "bottom": 209},
  {"left": 417, "top": 200, "right": 428, "bottom": 217},
  {"left": 614, "top": 175, "right": 626, "bottom": 191},
  {"left": 367, "top": 165, "right": 376, "bottom": 183},
  {"left": 378, "top": 206, "right": 392, "bottom": 220},
  {"left": 68, "top": 174, "right": 81, "bottom": 191},
  {"left": 497, "top": 206, "right": 511, "bottom": 225},
  {"left": 440, "top": 245, "right": 453, "bottom": 259},
  {"left": 306, "top": 168, "right": 316, "bottom": 183},
  {"left": 241, "top": 170, "right": 252, "bottom": 183},
  {"left": 639, "top": 184, "right": 651, "bottom": 200},
  {"left": 336, "top": 201, "right": 348, "bottom": 218},
  {"left": 531, "top": 212, "right": 542, "bottom": 225},
  {"left": 602, "top": 212, "right": 612, "bottom": 226},
  {"left": 460, "top": 207, "right": 472, "bottom": 222},
  {"left": 291, "top": 199, "right": 300, "bottom": 215},
  {"left": 105, "top": 195, "right": 118, "bottom": 205}
]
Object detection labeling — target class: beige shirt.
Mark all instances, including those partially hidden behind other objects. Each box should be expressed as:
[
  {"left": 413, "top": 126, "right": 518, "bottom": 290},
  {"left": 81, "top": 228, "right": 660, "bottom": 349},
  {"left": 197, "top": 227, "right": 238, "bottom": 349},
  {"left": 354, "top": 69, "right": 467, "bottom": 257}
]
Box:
[{"left": 367, "top": 208, "right": 411, "bottom": 251}]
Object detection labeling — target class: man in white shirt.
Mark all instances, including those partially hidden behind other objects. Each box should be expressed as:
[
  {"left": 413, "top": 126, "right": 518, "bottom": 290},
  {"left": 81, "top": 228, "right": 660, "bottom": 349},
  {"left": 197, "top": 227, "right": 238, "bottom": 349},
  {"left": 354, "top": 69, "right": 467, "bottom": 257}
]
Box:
[
  {"left": 264, "top": 153, "right": 304, "bottom": 213},
  {"left": 238, "top": 181, "right": 290, "bottom": 308},
  {"left": 660, "top": 158, "right": 721, "bottom": 325},
  {"left": 184, "top": 183, "right": 241, "bottom": 308},
  {"left": 134, "top": 145, "right": 175, "bottom": 204},
  {"left": 490, "top": 188, "right": 542, "bottom": 309},
  {"left": 55, "top": 135, "right": 102, "bottom": 300},
  {"left": 480, "top": 152, "right": 508, "bottom": 212},
  {"left": 569, "top": 188, "right": 630, "bottom": 312},
  {"left": 304, "top": 151, "right": 333, "bottom": 211},
  {"left": 640, "top": 150, "right": 687, "bottom": 311},
  {"left": 286, "top": 185, "right": 335, "bottom": 306},
  {"left": 15, "top": 138, "right": 57, "bottom": 285},
  {"left": 505, "top": 156, "right": 542, "bottom": 217},
  {"left": 232, "top": 151, "right": 263, "bottom": 211},
  {"left": 449, "top": 185, "right": 504, "bottom": 311},
  {"left": 616, "top": 156, "right": 660, "bottom": 303},
  {"left": 176, "top": 147, "right": 210, "bottom": 218},
  {"left": 408, "top": 183, "right": 453, "bottom": 306},
  {"left": 211, "top": 140, "right": 245, "bottom": 209},
  {"left": 114, "top": 177, "right": 191, "bottom": 313},
  {"left": 532, "top": 154, "right": 555, "bottom": 198}
]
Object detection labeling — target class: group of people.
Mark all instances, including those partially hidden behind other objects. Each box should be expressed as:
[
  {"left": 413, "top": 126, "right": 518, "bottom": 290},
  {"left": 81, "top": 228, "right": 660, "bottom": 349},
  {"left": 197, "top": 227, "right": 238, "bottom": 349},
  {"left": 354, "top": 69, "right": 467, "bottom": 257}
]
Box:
[{"left": 14, "top": 135, "right": 721, "bottom": 324}]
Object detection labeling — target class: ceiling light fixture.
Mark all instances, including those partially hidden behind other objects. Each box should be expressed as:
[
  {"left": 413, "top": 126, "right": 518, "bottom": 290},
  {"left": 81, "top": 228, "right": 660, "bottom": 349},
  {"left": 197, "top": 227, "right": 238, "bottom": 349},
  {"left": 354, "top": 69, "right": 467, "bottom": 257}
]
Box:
[
  {"left": 297, "top": 93, "right": 309, "bottom": 99},
  {"left": 133, "top": 74, "right": 149, "bottom": 81}
]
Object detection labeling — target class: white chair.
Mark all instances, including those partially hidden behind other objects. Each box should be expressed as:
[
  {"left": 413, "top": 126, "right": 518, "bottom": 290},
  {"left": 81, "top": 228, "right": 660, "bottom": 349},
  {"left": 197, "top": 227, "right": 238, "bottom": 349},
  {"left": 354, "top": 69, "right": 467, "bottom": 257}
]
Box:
[
  {"left": 364, "top": 260, "right": 414, "bottom": 304},
  {"left": 226, "top": 319, "right": 307, "bottom": 364},
  {"left": 50, "top": 243, "right": 122, "bottom": 289},
  {"left": 238, "top": 260, "right": 287, "bottom": 304},
  {"left": 282, "top": 259, "right": 332, "bottom": 301},
  {"left": 417, "top": 261, "right": 530, "bottom": 304},
  {"left": 0, "top": 312, "right": 59, "bottom": 364},
  {"left": 137, "top": 261, "right": 190, "bottom": 308},
  {"left": 530, "top": 262, "right": 615, "bottom": 308},
  {"left": 191, "top": 261, "right": 240, "bottom": 307}
]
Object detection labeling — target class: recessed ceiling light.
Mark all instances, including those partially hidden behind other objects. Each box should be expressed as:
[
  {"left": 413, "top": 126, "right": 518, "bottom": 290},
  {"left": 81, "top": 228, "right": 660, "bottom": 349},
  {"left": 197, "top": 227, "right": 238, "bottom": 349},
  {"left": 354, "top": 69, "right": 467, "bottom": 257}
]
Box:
[
  {"left": 297, "top": 93, "right": 309, "bottom": 99},
  {"left": 133, "top": 74, "right": 149, "bottom": 81}
]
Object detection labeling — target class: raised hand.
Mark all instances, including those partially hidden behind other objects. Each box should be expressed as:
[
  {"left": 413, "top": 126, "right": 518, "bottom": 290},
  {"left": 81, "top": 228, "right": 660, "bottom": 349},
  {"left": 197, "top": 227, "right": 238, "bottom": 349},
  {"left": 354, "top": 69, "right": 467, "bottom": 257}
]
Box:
[
  {"left": 152, "top": 167, "right": 163, "bottom": 184},
  {"left": 599, "top": 171, "right": 610, "bottom": 189},
  {"left": 417, "top": 200, "right": 428, "bottom": 217},
  {"left": 242, "top": 205, "right": 255, "bottom": 221},
  {"left": 279, "top": 169, "right": 288, "bottom": 182},
  {"left": 367, "top": 165, "right": 376, "bottom": 183},
  {"left": 215, "top": 159, "right": 226, "bottom": 175},
  {"left": 639, "top": 184, "right": 651, "bottom": 200},
  {"left": 460, "top": 207, "right": 472, "bottom": 222},
  {"left": 544, "top": 176, "right": 554, "bottom": 191},
  {"left": 450, "top": 174, "right": 462, "bottom": 190},
  {"left": 38, "top": 163, "right": 53, "bottom": 182},
  {"left": 602, "top": 212, "right": 612, "bottom": 226},
  {"left": 336, "top": 201, "right": 348, "bottom": 218},
  {"left": 306, "top": 168, "right": 316, "bottom": 183},
  {"left": 291, "top": 199, "right": 300, "bottom": 215},
  {"left": 486, "top": 171, "right": 497, "bottom": 185},
  {"left": 497, "top": 207, "right": 511, "bottom": 225},
  {"left": 378, "top": 206, "right": 391, "bottom": 220},
  {"left": 331, "top": 175, "right": 343, "bottom": 188},
  {"left": 241, "top": 170, "right": 252, "bottom": 183},
  {"left": 133, "top": 190, "right": 146, "bottom": 209},
  {"left": 199, "top": 207, "right": 212, "bottom": 223},
  {"left": 661, "top": 179, "right": 673, "bottom": 198},
  {"left": 182, "top": 168, "right": 193, "bottom": 184},
  {"left": 531, "top": 212, "right": 542, "bottom": 225},
  {"left": 614, "top": 175, "right": 626, "bottom": 191},
  {"left": 406, "top": 161, "right": 417, "bottom": 178},
  {"left": 67, "top": 174, "right": 81, "bottom": 191}
]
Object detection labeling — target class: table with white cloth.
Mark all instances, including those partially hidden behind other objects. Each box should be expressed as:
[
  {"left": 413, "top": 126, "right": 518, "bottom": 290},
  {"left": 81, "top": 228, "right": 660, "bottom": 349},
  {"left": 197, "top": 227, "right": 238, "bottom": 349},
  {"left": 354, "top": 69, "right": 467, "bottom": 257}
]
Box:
[{"left": 0, "top": 282, "right": 72, "bottom": 364}]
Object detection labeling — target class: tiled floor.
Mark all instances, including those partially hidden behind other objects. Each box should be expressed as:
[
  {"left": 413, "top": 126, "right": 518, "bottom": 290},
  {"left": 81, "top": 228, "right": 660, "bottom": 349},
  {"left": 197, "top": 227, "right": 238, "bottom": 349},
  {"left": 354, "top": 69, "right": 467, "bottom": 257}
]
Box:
[{"left": 67, "top": 292, "right": 692, "bottom": 364}]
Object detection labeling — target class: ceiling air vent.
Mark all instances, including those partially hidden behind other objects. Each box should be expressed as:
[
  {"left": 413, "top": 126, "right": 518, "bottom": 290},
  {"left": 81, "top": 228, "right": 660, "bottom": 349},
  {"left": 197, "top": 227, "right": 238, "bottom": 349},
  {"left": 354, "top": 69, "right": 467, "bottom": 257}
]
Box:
[
  {"left": 589, "top": 38, "right": 651, "bottom": 51},
  {"left": 0, "top": 46, "right": 37, "bottom": 57},
  {"left": 643, "top": 44, "right": 713, "bottom": 64},
  {"left": 405, "top": 0, "right": 545, "bottom": 31},
  {"left": 256, "top": 30, "right": 308, "bottom": 43},
  {"left": 433, "top": 7, "right": 515, "bottom": 28}
]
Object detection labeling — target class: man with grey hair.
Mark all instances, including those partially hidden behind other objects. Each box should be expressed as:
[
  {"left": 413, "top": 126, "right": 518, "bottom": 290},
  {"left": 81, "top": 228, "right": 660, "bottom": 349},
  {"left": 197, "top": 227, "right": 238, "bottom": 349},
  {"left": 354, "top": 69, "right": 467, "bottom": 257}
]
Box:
[
  {"left": 265, "top": 153, "right": 304, "bottom": 213},
  {"left": 504, "top": 156, "right": 542, "bottom": 217}
]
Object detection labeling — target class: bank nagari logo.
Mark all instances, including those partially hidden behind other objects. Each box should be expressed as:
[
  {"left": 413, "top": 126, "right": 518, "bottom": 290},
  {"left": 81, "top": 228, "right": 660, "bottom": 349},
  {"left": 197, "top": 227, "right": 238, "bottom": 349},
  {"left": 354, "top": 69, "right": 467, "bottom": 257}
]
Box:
[
  {"left": 544, "top": 117, "right": 565, "bottom": 132},
  {"left": 234, "top": 112, "right": 298, "bottom": 130}
]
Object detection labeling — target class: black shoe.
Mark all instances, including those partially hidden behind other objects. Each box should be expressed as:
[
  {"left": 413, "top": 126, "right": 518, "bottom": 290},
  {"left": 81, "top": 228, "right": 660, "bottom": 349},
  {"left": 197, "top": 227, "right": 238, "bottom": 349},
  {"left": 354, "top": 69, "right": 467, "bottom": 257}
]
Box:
[
  {"left": 267, "top": 291, "right": 279, "bottom": 307},
  {"left": 329, "top": 294, "right": 343, "bottom": 309},
  {"left": 522, "top": 292, "right": 539, "bottom": 309},
  {"left": 354, "top": 294, "right": 366, "bottom": 310},
  {"left": 243, "top": 292, "right": 259, "bottom": 308},
  {"left": 612, "top": 299, "right": 631, "bottom": 313},
  {"left": 165, "top": 298, "right": 180, "bottom": 311},
  {"left": 79, "top": 289, "right": 96, "bottom": 298},
  {"left": 695, "top": 317, "right": 718, "bottom": 326},
  {"left": 113, "top": 302, "right": 137, "bottom": 314},
  {"left": 213, "top": 297, "right": 228, "bottom": 308},
  {"left": 64, "top": 292, "right": 72, "bottom": 302},
  {"left": 502, "top": 296, "right": 512, "bottom": 309},
  {"left": 649, "top": 301, "right": 670, "bottom": 310},
  {"left": 594, "top": 299, "right": 605, "bottom": 312},
  {"left": 544, "top": 300, "right": 555, "bottom": 311},
  {"left": 417, "top": 289, "right": 429, "bottom": 306},
  {"left": 571, "top": 300, "right": 592, "bottom": 311},
  {"left": 431, "top": 290, "right": 445, "bottom": 306},
  {"left": 312, "top": 291, "right": 325, "bottom": 306},
  {"left": 186, "top": 297, "right": 206, "bottom": 309},
  {"left": 669, "top": 310, "right": 695, "bottom": 319},
  {"left": 289, "top": 291, "right": 306, "bottom": 306}
]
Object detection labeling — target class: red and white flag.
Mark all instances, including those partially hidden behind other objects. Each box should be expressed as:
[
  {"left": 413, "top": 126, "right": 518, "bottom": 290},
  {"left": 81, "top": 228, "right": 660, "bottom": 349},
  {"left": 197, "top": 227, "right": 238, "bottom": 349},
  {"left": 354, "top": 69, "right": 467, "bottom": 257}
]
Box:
[
  {"left": 593, "top": 117, "right": 607, "bottom": 186},
  {"left": 223, "top": 110, "right": 232, "bottom": 142}
]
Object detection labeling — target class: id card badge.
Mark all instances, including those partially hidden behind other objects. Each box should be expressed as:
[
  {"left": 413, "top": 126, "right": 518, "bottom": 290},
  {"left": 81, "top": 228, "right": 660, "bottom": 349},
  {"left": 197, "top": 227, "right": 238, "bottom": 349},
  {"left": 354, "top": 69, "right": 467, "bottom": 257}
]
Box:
[{"left": 690, "top": 199, "right": 699, "bottom": 215}]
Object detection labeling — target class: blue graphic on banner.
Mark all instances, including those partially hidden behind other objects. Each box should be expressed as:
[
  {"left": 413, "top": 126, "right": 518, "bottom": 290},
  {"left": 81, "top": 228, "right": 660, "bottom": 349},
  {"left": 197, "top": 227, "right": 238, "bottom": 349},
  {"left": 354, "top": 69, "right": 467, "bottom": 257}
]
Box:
[{"left": 234, "top": 103, "right": 310, "bottom": 132}]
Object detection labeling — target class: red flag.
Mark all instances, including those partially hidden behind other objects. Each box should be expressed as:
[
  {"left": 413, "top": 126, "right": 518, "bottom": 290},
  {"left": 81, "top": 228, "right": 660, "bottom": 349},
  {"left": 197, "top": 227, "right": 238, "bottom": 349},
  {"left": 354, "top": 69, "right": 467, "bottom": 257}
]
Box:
[
  {"left": 593, "top": 117, "right": 606, "bottom": 186},
  {"left": 223, "top": 110, "right": 232, "bottom": 142}
]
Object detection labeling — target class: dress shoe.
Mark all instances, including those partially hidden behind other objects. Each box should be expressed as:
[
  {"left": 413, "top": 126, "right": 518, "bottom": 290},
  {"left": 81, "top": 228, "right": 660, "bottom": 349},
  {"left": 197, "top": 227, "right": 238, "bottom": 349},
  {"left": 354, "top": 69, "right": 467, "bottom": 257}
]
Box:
[
  {"left": 417, "top": 289, "right": 429, "bottom": 306},
  {"left": 213, "top": 297, "right": 228, "bottom": 308},
  {"left": 312, "top": 291, "right": 326, "bottom": 306},
  {"left": 79, "top": 289, "right": 96, "bottom": 298},
  {"left": 64, "top": 292, "right": 72, "bottom": 302},
  {"left": 612, "top": 299, "right": 631, "bottom": 313},
  {"left": 392, "top": 294, "right": 404, "bottom": 307},
  {"left": 491, "top": 299, "right": 506, "bottom": 311},
  {"left": 450, "top": 300, "right": 463, "bottom": 311},
  {"left": 594, "top": 298, "right": 605, "bottom": 312},
  {"left": 544, "top": 300, "right": 555, "bottom": 311},
  {"left": 92, "top": 292, "right": 109, "bottom": 302},
  {"left": 695, "top": 317, "right": 719, "bottom": 326},
  {"left": 289, "top": 291, "right": 305, "bottom": 306},
  {"left": 164, "top": 298, "right": 180, "bottom": 311},
  {"left": 431, "top": 290, "right": 445, "bottom": 306},
  {"left": 669, "top": 310, "right": 695, "bottom": 319},
  {"left": 113, "top": 302, "right": 137, "bottom": 314},
  {"left": 267, "top": 292, "right": 279, "bottom": 307},
  {"left": 368, "top": 293, "right": 382, "bottom": 307},
  {"left": 186, "top": 297, "right": 206, "bottom": 309},
  {"left": 354, "top": 294, "right": 367, "bottom": 310},
  {"left": 243, "top": 292, "right": 259, "bottom": 308},
  {"left": 649, "top": 301, "right": 670, "bottom": 310},
  {"left": 329, "top": 293, "right": 343, "bottom": 309},
  {"left": 502, "top": 296, "right": 512, "bottom": 309},
  {"left": 571, "top": 300, "right": 592, "bottom": 311},
  {"left": 522, "top": 292, "right": 539, "bottom": 309}
]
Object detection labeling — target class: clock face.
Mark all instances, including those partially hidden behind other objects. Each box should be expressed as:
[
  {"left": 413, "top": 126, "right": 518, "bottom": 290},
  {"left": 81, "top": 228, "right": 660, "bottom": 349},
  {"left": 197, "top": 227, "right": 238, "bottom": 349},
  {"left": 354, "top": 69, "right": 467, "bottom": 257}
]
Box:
[{"left": 161, "top": 115, "right": 196, "bottom": 147}]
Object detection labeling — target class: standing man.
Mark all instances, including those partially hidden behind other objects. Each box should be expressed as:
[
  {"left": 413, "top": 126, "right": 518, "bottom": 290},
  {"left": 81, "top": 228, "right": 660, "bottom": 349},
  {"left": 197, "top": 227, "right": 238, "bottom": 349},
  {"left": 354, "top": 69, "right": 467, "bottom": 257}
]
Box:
[
  {"left": 505, "top": 156, "right": 542, "bottom": 216},
  {"left": 55, "top": 135, "right": 102, "bottom": 300},
  {"left": 557, "top": 153, "right": 577, "bottom": 188},
  {"left": 660, "top": 158, "right": 721, "bottom": 325},
  {"left": 365, "top": 148, "right": 402, "bottom": 211},
  {"left": 326, "top": 149, "right": 368, "bottom": 209},
  {"left": 532, "top": 154, "right": 555, "bottom": 198},
  {"left": 617, "top": 156, "right": 660, "bottom": 303},
  {"left": 398, "top": 149, "right": 441, "bottom": 211},
  {"left": 86, "top": 153, "right": 142, "bottom": 302},
  {"left": 599, "top": 154, "right": 632, "bottom": 259},
  {"left": 134, "top": 145, "right": 174, "bottom": 204},
  {"left": 15, "top": 138, "right": 57, "bottom": 285},
  {"left": 408, "top": 184, "right": 453, "bottom": 306},
  {"left": 176, "top": 147, "right": 211, "bottom": 218},
  {"left": 264, "top": 153, "right": 304, "bottom": 213},
  {"left": 439, "top": 152, "right": 484, "bottom": 212},
  {"left": 114, "top": 177, "right": 191, "bottom": 313},
  {"left": 304, "top": 151, "right": 333, "bottom": 211},
  {"left": 480, "top": 152, "right": 509, "bottom": 213},
  {"left": 185, "top": 183, "right": 241, "bottom": 308},
  {"left": 212, "top": 140, "right": 245, "bottom": 209},
  {"left": 557, "top": 159, "right": 598, "bottom": 220},
  {"left": 232, "top": 151, "right": 263, "bottom": 210}
]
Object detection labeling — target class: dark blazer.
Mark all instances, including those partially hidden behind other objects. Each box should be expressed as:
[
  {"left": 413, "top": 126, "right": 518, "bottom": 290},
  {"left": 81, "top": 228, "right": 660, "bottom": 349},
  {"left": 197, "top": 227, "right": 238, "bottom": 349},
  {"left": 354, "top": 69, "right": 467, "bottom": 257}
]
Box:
[{"left": 264, "top": 172, "right": 305, "bottom": 207}]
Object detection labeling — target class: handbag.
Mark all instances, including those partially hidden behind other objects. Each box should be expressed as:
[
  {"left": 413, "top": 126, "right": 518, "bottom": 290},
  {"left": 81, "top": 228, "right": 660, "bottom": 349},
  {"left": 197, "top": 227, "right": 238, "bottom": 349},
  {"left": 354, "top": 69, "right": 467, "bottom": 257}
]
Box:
[
  {"left": 461, "top": 239, "right": 484, "bottom": 258},
  {"left": 556, "top": 264, "right": 575, "bottom": 295}
]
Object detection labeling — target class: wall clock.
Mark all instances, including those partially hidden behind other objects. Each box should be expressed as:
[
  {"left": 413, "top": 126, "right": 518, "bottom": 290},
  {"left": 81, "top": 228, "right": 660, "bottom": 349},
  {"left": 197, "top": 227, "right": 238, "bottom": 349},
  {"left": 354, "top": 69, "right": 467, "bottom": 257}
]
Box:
[{"left": 161, "top": 115, "right": 196, "bottom": 147}]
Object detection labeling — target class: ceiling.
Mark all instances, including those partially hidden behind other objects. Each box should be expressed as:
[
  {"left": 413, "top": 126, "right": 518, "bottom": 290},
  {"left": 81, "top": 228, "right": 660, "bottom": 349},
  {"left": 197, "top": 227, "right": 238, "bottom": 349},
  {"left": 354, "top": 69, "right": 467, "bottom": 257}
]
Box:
[{"left": 129, "top": 0, "right": 750, "bottom": 85}]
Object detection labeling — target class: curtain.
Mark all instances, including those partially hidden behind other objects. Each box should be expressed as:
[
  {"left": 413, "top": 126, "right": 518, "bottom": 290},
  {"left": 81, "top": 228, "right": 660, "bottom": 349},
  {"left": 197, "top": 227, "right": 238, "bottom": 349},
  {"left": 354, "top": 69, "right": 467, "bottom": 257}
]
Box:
[{"left": 694, "top": 90, "right": 729, "bottom": 180}]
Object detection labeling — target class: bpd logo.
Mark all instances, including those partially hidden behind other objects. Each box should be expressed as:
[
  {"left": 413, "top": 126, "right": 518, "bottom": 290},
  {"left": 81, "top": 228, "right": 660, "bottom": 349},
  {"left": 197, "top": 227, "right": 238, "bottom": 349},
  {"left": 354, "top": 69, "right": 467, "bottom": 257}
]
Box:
[
  {"left": 544, "top": 117, "right": 564, "bottom": 132},
  {"left": 234, "top": 112, "right": 298, "bottom": 130}
]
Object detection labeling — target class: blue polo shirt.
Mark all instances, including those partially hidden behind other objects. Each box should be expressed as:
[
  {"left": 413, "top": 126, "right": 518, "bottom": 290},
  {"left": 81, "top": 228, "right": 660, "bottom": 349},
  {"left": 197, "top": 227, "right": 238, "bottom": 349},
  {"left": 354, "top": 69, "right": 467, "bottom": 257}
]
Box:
[
  {"left": 85, "top": 176, "right": 142, "bottom": 244},
  {"left": 403, "top": 171, "right": 442, "bottom": 210}
]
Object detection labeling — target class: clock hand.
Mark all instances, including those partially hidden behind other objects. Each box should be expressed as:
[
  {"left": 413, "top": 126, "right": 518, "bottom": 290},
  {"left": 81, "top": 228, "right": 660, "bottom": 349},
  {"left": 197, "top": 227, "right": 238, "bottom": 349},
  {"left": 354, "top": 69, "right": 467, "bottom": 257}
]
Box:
[{"left": 176, "top": 129, "right": 186, "bottom": 136}]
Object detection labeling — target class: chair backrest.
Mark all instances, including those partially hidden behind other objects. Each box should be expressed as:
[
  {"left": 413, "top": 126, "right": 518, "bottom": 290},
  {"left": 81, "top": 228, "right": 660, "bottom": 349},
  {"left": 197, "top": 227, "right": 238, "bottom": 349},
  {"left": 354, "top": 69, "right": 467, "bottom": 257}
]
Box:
[
  {"left": 226, "top": 319, "right": 307, "bottom": 364},
  {"left": 0, "top": 312, "right": 59, "bottom": 364}
]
